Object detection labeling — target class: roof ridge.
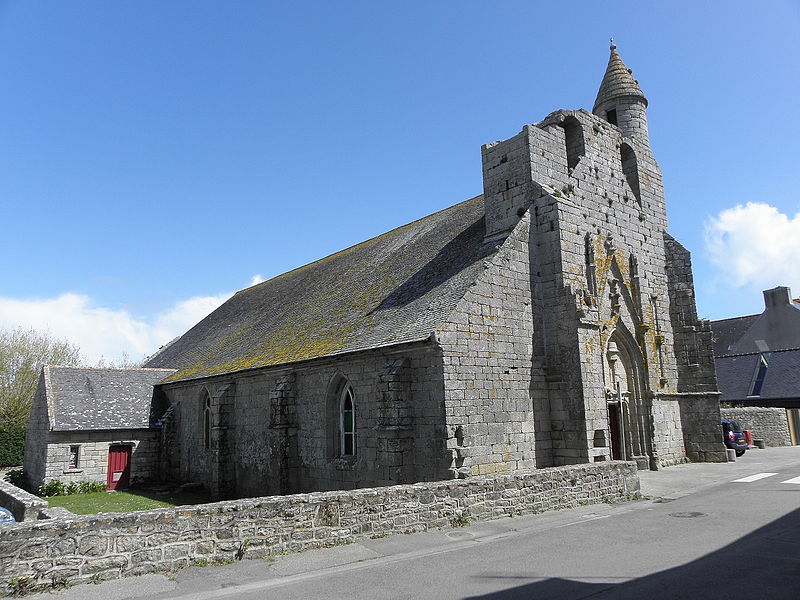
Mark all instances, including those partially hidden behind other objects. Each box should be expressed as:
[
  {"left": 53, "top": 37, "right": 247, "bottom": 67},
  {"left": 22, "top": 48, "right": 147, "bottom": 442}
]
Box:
[
  {"left": 710, "top": 313, "right": 760, "bottom": 324},
  {"left": 716, "top": 346, "right": 800, "bottom": 358},
  {"left": 47, "top": 365, "right": 177, "bottom": 372}
]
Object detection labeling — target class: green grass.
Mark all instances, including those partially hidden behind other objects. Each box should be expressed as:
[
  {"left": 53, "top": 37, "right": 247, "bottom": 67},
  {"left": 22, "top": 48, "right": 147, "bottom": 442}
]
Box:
[{"left": 45, "top": 489, "right": 211, "bottom": 515}]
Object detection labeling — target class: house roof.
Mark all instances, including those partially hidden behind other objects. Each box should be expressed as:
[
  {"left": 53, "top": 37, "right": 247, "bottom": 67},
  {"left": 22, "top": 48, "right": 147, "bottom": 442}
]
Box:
[
  {"left": 715, "top": 348, "right": 800, "bottom": 403},
  {"left": 145, "top": 195, "right": 503, "bottom": 382},
  {"left": 44, "top": 366, "right": 176, "bottom": 431},
  {"left": 710, "top": 314, "right": 759, "bottom": 356}
]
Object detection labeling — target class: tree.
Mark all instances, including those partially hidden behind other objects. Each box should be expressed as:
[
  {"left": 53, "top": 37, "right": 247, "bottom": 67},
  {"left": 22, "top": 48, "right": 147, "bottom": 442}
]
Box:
[{"left": 0, "top": 328, "right": 82, "bottom": 428}]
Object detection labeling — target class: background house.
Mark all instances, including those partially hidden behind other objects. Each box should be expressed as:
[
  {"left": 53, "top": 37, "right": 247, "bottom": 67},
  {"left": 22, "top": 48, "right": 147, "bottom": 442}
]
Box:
[{"left": 711, "top": 286, "right": 800, "bottom": 445}]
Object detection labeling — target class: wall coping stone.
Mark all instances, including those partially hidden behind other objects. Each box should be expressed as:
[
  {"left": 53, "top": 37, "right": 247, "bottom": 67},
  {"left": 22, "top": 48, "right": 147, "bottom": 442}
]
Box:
[{"left": 0, "top": 480, "right": 48, "bottom": 522}]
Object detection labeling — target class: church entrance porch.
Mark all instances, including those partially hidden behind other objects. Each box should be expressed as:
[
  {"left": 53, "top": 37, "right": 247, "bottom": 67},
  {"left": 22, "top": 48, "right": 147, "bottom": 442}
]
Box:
[{"left": 605, "top": 334, "right": 655, "bottom": 470}]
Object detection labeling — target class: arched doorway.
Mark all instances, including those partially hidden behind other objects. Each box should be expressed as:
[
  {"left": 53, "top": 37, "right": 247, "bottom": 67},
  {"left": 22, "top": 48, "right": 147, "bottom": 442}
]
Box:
[{"left": 604, "top": 328, "right": 651, "bottom": 464}]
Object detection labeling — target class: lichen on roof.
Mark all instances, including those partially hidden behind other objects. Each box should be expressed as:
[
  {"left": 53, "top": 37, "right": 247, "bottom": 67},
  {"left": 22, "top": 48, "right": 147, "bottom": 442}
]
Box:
[{"left": 146, "top": 195, "right": 502, "bottom": 382}]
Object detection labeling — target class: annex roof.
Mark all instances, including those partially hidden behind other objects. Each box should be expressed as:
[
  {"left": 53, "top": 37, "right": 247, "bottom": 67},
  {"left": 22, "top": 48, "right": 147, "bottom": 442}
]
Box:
[
  {"left": 145, "top": 195, "right": 502, "bottom": 382},
  {"left": 44, "top": 366, "right": 176, "bottom": 431}
]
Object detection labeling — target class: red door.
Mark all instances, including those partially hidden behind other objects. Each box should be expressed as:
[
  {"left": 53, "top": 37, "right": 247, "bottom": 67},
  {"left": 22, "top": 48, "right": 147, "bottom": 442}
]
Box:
[{"left": 107, "top": 445, "right": 131, "bottom": 490}]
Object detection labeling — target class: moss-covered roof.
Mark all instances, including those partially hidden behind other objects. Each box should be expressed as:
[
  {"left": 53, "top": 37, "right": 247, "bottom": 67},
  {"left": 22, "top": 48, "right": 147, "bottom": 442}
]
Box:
[{"left": 145, "top": 195, "right": 500, "bottom": 382}]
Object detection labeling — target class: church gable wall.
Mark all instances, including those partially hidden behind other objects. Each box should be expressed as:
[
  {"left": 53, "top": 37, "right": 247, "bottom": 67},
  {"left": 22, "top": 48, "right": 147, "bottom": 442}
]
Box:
[{"left": 23, "top": 374, "right": 50, "bottom": 489}]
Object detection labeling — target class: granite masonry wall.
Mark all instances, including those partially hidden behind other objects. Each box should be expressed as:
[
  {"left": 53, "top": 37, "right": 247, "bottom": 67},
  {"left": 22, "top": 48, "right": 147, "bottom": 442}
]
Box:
[
  {"left": 0, "top": 461, "right": 638, "bottom": 587},
  {"left": 721, "top": 407, "right": 791, "bottom": 447},
  {"left": 435, "top": 212, "right": 545, "bottom": 477},
  {"left": 675, "top": 393, "right": 727, "bottom": 462},
  {"left": 34, "top": 431, "right": 159, "bottom": 489},
  {"left": 160, "top": 343, "right": 451, "bottom": 500}
]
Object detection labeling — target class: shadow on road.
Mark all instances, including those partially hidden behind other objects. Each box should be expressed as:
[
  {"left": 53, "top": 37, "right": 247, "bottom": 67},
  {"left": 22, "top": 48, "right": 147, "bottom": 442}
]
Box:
[{"left": 465, "top": 507, "right": 800, "bottom": 599}]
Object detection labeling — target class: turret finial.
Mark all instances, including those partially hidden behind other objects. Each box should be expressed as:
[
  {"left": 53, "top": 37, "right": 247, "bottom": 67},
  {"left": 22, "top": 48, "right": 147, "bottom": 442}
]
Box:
[{"left": 610, "top": 37, "right": 615, "bottom": 50}]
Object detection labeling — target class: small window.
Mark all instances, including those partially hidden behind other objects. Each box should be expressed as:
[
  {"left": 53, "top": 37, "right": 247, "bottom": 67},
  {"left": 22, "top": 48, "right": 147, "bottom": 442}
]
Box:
[
  {"left": 340, "top": 384, "right": 355, "bottom": 456},
  {"left": 68, "top": 445, "right": 80, "bottom": 469},
  {"left": 203, "top": 395, "right": 211, "bottom": 450},
  {"left": 606, "top": 108, "right": 618, "bottom": 125}
]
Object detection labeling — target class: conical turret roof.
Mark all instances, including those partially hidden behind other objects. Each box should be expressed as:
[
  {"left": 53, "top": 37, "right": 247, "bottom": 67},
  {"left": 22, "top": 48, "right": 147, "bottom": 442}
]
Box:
[{"left": 593, "top": 43, "right": 647, "bottom": 112}]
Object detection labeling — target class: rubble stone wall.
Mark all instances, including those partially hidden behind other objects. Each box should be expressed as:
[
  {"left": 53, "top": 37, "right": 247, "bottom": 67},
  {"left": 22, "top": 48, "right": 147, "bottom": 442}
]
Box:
[{"left": 0, "top": 462, "right": 638, "bottom": 586}]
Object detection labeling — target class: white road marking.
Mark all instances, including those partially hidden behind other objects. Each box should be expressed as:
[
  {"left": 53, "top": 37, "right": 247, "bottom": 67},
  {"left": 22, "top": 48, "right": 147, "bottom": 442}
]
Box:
[
  {"left": 732, "top": 473, "right": 778, "bottom": 483},
  {"left": 781, "top": 476, "right": 800, "bottom": 485}
]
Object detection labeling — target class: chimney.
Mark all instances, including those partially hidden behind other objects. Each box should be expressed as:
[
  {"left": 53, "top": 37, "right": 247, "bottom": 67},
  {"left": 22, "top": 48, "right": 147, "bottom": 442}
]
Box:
[{"left": 763, "top": 286, "right": 791, "bottom": 310}]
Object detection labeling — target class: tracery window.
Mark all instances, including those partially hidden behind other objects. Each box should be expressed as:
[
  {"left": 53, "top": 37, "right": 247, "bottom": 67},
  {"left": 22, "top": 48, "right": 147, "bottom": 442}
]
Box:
[
  {"left": 340, "top": 383, "right": 356, "bottom": 456},
  {"left": 203, "top": 394, "right": 211, "bottom": 450}
]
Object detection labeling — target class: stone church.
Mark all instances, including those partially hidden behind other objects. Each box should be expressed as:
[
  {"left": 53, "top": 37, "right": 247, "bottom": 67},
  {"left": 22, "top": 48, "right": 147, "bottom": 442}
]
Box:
[{"left": 26, "top": 45, "right": 726, "bottom": 498}]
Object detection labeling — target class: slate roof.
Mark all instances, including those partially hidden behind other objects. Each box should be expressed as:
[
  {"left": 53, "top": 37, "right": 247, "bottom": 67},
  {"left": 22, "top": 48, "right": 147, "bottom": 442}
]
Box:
[
  {"left": 593, "top": 44, "right": 648, "bottom": 111},
  {"left": 44, "top": 366, "right": 176, "bottom": 431},
  {"left": 145, "top": 195, "right": 503, "bottom": 382},
  {"left": 710, "top": 314, "right": 759, "bottom": 356},
  {"left": 715, "top": 348, "right": 800, "bottom": 403}
]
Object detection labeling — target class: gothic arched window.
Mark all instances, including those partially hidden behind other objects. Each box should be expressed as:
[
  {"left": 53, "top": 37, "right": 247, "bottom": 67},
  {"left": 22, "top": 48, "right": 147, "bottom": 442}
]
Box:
[
  {"left": 340, "top": 383, "right": 355, "bottom": 456},
  {"left": 203, "top": 394, "right": 211, "bottom": 450}
]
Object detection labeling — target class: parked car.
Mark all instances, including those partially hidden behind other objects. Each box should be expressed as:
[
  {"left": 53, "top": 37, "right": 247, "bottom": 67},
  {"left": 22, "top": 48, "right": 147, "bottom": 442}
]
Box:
[{"left": 722, "top": 420, "right": 748, "bottom": 457}]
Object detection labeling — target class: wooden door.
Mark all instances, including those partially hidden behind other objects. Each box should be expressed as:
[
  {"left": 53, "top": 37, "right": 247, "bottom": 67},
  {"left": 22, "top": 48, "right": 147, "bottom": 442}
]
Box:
[
  {"left": 107, "top": 445, "right": 131, "bottom": 490},
  {"left": 608, "top": 404, "right": 622, "bottom": 460}
]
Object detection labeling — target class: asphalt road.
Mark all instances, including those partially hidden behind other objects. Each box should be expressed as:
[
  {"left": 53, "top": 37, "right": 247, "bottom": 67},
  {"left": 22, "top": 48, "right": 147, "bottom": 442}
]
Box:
[{"left": 23, "top": 446, "right": 800, "bottom": 599}]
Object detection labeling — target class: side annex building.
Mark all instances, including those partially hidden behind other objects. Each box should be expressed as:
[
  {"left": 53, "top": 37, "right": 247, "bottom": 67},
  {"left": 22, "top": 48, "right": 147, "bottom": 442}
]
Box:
[{"left": 25, "top": 46, "right": 726, "bottom": 498}]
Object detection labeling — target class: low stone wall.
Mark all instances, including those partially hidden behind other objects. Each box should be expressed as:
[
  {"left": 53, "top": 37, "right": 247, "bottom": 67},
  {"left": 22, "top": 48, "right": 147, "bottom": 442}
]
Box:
[
  {"left": 0, "top": 480, "right": 48, "bottom": 523},
  {"left": 0, "top": 462, "right": 638, "bottom": 586},
  {"left": 721, "top": 407, "right": 791, "bottom": 447}
]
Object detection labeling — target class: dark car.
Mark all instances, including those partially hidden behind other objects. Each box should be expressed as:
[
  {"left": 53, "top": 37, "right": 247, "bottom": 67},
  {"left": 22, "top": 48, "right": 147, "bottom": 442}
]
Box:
[{"left": 722, "top": 420, "right": 748, "bottom": 457}]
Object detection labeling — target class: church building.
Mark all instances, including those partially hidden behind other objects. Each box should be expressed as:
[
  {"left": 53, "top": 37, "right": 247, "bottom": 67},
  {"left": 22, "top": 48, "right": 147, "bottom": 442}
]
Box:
[{"left": 26, "top": 46, "right": 727, "bottom": 498}]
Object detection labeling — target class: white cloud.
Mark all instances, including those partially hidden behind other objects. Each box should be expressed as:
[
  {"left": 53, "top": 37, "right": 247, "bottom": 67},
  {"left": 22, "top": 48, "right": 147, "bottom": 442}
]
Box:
[
  {"left": 249, "top": 274, "right": 265, "bottom": 286},
  {"left": 0, "top": 277, "right": 261, "bottom": 364},
  {"left": 704, "top": 202, "right": 800, "bottom": 290}
]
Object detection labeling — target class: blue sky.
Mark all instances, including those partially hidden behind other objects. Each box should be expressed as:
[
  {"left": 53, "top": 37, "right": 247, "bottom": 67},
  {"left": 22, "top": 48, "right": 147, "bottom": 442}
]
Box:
[{"left": 1, "top": 1, "right": 799, "bottom": 363}]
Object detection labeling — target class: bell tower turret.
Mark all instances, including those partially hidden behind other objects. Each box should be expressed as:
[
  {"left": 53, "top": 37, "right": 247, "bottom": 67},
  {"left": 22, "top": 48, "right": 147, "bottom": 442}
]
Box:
[{"left": 593, "top": 42, "right": 650, "bottom": 146}]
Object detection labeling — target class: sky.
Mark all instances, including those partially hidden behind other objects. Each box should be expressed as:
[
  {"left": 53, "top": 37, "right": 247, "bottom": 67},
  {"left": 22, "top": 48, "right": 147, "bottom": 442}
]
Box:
[{"left": 1, "top": 1, "right": 799, "bottom": 364}]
